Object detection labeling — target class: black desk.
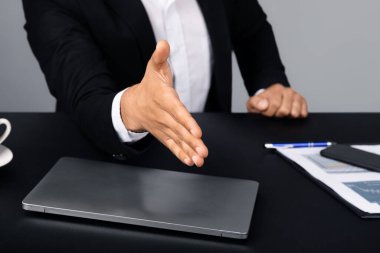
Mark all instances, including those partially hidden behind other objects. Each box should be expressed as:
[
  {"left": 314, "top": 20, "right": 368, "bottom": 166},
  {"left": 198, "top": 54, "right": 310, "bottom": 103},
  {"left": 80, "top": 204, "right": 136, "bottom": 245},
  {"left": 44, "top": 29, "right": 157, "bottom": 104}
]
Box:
[{"left": 1, "top": 113, "right": 379, "bottom": 252}]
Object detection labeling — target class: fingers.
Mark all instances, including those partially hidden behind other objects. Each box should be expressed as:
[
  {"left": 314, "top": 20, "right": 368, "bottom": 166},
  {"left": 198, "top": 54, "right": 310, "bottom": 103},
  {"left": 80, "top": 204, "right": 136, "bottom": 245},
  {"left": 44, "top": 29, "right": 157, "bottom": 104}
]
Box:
[
  {"left": 275, "top": 89, "right": 293, "bottom": 117},
  {"left": 247, "top": 95, "right": 269, "bottom": 113},
  {"left": 158, "top": 93, "right": 203, "bottom": 139},
  {"left": 147, "top": 101, "right": 208, "bottom": 167},
  {"left": 152, "top": 87, "right": 207, "bottom": 158},
  {"left": 289, "top": 94, "right": 308, "bottom": 118},
  {"left": 262, "top": 95, "right": 281, "bottom": 117},
  {"left": 165, "top": 129, "right": 205, "bottom": 167},
  {"left": 154, "top": 126, "right": 205, "bottom": 168},
  {"left": 170, "top": 103, "right": 203, "bottom": 139},
  {"left": 301, "top": 100, "right": 308, "bottom": 118},
  {"left": 180, "top": 140, "right": 202, "bottom": 167},
  {"left": 290, "top": 95, "right": 302, "bottom": 118},
  {"left": 157, "top": 113, "right": 208, "bottom": 163},
  {"left": 151, "top": 130, "right": 190, "bottom": 166},
  {"left": 145, "top": 40, "right": 173, "bottom": 86},
  {"left": 166, "top": 116, "right": 208, "bottom": 158},
  {"left": 163, "top": 137, "right": 193, "bottom": 166},
  {"left": 151, "top": 40, "right": 170, "bottom": 68}
]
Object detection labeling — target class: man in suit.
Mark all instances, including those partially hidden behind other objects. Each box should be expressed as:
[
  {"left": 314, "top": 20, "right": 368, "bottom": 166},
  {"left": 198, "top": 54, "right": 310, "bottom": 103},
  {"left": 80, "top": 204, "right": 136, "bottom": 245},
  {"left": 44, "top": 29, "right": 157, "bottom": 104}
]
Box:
[{"left": 23, "top": 0, "right": 308, "bottom": 167}]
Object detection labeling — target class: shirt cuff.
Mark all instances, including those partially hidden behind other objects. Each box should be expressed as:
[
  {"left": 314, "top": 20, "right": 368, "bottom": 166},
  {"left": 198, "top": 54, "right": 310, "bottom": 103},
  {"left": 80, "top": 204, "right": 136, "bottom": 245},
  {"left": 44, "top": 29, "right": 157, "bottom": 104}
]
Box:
[
  {"left": 111, "top": 89, "right": 149, "bottom": 143},
  {"left": 255, "top": 89, "right": 265, "bottom": 96}
]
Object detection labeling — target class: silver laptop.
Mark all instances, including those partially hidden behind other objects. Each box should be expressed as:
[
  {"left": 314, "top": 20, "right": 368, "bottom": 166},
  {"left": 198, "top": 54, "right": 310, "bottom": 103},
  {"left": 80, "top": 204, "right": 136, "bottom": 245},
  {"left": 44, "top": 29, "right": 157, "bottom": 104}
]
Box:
[{"left": 22, "top": 157, "right": 259, "bottom": 239}]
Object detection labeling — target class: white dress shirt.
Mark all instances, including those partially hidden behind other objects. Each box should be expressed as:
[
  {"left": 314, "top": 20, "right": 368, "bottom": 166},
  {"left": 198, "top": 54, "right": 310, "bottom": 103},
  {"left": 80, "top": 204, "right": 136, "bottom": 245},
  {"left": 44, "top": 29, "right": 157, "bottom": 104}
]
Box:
[{"left": 111, "top": 0, "right": 212, "bottom": 143}]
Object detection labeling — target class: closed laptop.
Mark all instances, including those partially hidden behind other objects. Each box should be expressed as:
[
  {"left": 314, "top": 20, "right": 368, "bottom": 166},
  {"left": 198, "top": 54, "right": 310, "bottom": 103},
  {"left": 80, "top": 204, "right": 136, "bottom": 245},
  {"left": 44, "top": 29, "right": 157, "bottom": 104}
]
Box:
[{"left": 22, "top": 157, "right": 259, "bottom": 239}]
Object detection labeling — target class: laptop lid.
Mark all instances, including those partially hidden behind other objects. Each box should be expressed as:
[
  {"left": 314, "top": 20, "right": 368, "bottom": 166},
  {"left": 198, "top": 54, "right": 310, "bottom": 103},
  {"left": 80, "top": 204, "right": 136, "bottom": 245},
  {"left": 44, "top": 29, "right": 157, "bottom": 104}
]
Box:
[{"left": 22, "top": 157, "right": 259, "bottom": 239}]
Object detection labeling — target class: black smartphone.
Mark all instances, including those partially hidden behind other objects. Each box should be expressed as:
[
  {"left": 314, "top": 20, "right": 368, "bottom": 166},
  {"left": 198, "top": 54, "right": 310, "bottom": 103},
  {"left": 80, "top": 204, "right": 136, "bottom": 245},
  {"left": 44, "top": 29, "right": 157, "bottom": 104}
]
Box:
[{"left": 320, "top": 144, "right": 380, "bottom": 173}]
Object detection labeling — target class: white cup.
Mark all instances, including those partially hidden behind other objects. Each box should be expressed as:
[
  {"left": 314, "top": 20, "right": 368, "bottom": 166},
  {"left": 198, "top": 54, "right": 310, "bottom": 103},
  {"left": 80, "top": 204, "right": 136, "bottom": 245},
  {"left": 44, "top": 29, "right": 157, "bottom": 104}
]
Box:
[{"left": 0, "top": 118, "right": 11, "bottom": 144}]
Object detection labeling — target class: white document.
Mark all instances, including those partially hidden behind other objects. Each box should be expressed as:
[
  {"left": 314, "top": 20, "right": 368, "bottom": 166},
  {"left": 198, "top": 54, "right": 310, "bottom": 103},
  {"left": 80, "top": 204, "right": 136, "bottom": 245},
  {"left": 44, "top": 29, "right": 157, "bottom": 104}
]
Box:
[{"left": 277, "top": 145, "right": 380, "bottom": 215}]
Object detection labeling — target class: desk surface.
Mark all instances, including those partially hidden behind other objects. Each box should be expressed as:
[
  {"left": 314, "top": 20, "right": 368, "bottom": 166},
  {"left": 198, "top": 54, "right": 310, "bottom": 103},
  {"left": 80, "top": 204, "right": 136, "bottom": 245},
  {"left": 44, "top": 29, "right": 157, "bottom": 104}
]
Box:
[{"left": 1, "top": 113, "right": 380, "bottom": 252}]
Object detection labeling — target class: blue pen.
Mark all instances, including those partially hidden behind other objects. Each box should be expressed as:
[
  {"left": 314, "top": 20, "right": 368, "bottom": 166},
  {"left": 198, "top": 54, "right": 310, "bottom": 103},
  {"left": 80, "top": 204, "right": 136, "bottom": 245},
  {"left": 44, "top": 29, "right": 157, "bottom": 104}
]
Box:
[{"left": 264, "top": 142, "right": 335, "bottom": 149}]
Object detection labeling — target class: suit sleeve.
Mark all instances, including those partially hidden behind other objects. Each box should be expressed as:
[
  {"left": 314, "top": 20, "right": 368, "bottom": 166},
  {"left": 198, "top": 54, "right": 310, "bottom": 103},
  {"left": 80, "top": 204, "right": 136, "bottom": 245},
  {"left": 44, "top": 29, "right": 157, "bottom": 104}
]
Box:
[
  {"left": 22, "top": 0, "right": 152, "bottom": 157},
  {"left": 230, "top": 0, "right": 290, "bottom": 96}
]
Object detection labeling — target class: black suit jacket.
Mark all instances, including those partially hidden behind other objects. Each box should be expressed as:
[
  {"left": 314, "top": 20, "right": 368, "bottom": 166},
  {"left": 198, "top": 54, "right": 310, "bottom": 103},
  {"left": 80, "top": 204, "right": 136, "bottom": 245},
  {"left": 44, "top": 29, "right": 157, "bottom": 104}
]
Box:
[{"left": 22, "top": 0, "right": 290, "bottom": 158}]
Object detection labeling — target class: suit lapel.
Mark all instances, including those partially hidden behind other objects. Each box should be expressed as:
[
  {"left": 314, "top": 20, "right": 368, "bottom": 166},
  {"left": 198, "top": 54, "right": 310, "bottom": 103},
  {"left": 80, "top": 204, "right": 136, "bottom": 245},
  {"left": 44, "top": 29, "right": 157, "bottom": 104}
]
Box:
[
  {"left": 106, "top": 0, "right": 156, "bottom": 64},
  {"left": 197, "top": 0, "right": 232, "bottom": 111},
  {"left": 196, "top": 0, "right": 231, "bottom": 64}
]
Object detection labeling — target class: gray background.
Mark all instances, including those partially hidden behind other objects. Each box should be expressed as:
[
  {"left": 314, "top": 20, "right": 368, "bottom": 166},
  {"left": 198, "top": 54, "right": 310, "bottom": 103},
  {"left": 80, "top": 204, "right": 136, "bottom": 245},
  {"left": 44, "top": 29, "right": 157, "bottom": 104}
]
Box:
[{"left": 1, "top": 0, "right": 379, "bottom": 113}]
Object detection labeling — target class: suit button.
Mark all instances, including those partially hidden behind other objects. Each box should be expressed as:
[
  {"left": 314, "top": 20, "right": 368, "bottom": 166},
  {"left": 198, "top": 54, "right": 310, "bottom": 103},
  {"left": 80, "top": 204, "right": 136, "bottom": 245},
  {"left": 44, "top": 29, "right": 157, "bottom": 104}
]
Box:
[{"left": 112, "top": 154, "right": 127, "bottom": 161}]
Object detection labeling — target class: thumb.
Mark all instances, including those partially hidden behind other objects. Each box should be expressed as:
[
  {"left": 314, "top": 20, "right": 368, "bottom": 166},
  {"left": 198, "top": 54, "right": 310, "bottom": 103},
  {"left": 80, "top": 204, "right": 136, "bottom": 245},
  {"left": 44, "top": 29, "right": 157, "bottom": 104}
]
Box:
[
  {"left": 151, "top": 40, "right": 170, "bottom": 70},
  {"left": 248, "top": 95, "right": 269, "bottom": 112}
]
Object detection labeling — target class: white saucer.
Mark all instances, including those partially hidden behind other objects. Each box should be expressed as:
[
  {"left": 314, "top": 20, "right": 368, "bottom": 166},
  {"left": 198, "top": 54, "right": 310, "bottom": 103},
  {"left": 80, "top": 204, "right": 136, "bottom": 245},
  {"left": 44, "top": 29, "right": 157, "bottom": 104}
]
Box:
[{"left": 0, "top": 144, "right": 13, "bottom": 167}]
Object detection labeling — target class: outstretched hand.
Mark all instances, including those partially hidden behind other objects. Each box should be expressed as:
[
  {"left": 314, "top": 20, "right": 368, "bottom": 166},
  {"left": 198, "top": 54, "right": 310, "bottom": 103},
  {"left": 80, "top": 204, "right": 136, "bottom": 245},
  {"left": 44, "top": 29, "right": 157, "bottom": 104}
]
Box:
[{"left": 120, "top": 41, "right": 208, "bottom": 167}]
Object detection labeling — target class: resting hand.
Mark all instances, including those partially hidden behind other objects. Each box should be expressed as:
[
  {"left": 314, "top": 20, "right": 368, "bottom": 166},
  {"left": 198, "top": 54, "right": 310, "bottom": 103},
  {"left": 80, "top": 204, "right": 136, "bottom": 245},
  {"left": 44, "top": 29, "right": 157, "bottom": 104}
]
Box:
[
  {"left": 246, "top": 84, "right": 308, "bottom": 118},
  {"left": 120, "top": 41, "right": 208, "bottom": 167}
]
